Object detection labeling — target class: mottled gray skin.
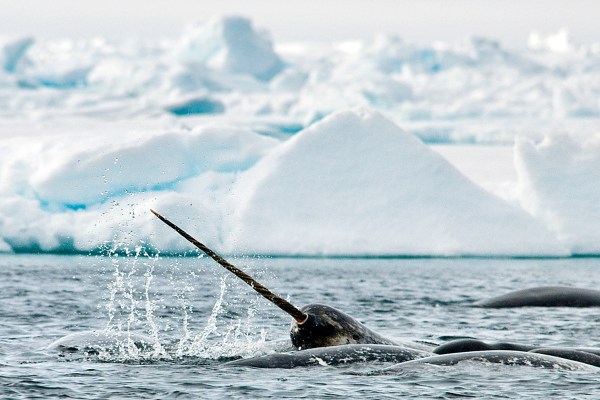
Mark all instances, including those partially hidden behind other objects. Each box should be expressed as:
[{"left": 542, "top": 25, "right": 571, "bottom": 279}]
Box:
[
  {"left": 378, "top": 351, "right": 600, "bottom": 373},
  {"left": 225, "top": 344, "right": 430, "bottom": 368},
  {"left": 434, "top": 339, "right": 600, "bottom": 368},
  {"left": 434, "top": 339, "right": 536, "bottom": 354},
  {"left": 476, "top": 286, "right": 600, "bottom": 308},
  {"left": 48, "top": 331, "right": 155, "bottom": 355},
  {"left": 566, "top": 347, "right": 600, "bottom": 356},
  {"left": 530, "top": 348, "right": 600, "bottom": 367},
  {"left": 290, "top": 304, "right": 396, "bottom": 350}
]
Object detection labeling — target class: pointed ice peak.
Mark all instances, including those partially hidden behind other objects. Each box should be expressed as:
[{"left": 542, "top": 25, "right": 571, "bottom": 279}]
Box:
[{"left": 229, "top": 108, "right": 565, "bottom": 256}]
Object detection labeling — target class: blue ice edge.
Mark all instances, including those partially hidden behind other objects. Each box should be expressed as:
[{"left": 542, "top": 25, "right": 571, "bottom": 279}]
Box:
[{"left": 0, "top": 242, "right": 599, "bottom": 260}]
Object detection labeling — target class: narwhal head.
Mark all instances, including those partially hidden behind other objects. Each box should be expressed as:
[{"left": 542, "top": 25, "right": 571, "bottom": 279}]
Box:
[
  {"left": 150, "top": 209, "right": 396, "bottom": 351},
  {"left": 290, "top": 303, "right": 396, "bottom": 350}
]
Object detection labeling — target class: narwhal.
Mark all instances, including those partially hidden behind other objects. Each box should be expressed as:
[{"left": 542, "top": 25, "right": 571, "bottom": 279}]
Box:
[
  {"left": 47, "top": 211, "right": 600, "bottom": 371},
  {"left": 149, "top": 210, "right": 600, "bottom": 371},
  {"left": 150, "top": 209, "right": 397, "bottom": 350},
  {"left": 475, "top": 286, "right": 600, "bottom": 308}
]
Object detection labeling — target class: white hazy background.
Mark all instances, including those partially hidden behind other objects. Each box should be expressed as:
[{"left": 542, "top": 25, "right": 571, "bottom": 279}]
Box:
[{"left": 1, "top": 0, "right": 598, "bottom": 47}]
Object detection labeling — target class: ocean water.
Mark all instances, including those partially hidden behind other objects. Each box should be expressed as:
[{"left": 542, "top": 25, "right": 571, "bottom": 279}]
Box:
[{"left": 2, "top": 254, "right": 600, "bottom": 398}]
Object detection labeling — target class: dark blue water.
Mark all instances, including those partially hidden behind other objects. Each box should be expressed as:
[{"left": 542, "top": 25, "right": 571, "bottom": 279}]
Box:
[{"left": 2, "top": 254, "right": 600, "bottom": 398}]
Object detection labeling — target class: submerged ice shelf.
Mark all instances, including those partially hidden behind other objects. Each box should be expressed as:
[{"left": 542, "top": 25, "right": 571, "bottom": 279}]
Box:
[{"left": 1, "top": 16, "right": 599, "bottom": 256}]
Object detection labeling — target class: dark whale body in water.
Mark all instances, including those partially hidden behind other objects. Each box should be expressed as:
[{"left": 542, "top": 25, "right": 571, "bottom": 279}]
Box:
[
  {"left": 48, "top": 331, "right": 155, "bottom": 355},
  {"left": 476, "top": 286, "right": 600, "bottom": 308},
  {"left": 434, "top": 339, "right": 600, "bottom": 368},
  {"left": 433, "top": 339, "right": 535, "bottom": 354},
  {"left": 376, "top": 351, "right": 600, "bottom": 373},
  {"left": 225, "top": 344, "right": 430, "bottom": 368},
  {"left": 229, "top": 339, "right": 600, "bottom": 370},
  {"left": 530, "top": 348, "right": 600, "bottom": 367},
  {"left": 290, "top": 304, "right": 397, "bottom": 349},
  {"left": 433, "top": 339, "right": 536, "bottom": 354}
]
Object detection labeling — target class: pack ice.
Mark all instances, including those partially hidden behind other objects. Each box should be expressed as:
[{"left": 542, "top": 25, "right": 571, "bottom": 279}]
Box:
[{"left": 0, "top": 16, "right": 598, "bottom": 256}]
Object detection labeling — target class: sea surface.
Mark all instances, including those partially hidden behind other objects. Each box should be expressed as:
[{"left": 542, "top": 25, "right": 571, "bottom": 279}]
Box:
[{"left": 2, "top": 254, "right": 600, "bottom": 398}]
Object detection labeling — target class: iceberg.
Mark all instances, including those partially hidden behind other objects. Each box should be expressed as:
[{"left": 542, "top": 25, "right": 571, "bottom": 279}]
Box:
[
  {"left": 176, "top": 16, "right": 284, "bottom": 81},
  {"left": 516, "top": 133, "right": 600, "bottom": 254},
  {"left": 0, "top": 108, "right": 573, "bottom": 256},
  {"left": 12, "top": 39, "right": 100, "bottom": 89},
  {"left": 29, "top": 125, "right": 277, "bottom": 207},
  {"left": 228, "top": 109, "right": 566, "bottom": 256},
  {"left": 0, "top": 120, "right": 278, "bottom": 253}
]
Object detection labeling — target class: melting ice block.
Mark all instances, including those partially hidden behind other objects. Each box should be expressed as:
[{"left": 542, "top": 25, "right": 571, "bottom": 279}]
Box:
[
  {"left": 228, "top": 109, "right": 567, "bottom": 256},
  {"left": 176, "top": 16, "right": 284, "bottom": 81},
  {"left": 516, "top": 133, "right": 600, "bottom": 254}
]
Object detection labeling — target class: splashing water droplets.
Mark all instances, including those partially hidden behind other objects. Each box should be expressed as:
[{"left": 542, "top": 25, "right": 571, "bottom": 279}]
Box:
[
  {"left": 98, "top": 251, "right": 273, "bottom": 363},
  {"left": 143, "top": 253, "right": 169, "bottom": 358},
  {"left": 178, "top": 277, "right": 227, "bottom": 357}
]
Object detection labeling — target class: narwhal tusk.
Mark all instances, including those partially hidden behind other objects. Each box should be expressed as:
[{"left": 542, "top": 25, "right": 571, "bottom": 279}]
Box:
[{"left": 150, "top": 209, "right": 308, "bottom": 324}]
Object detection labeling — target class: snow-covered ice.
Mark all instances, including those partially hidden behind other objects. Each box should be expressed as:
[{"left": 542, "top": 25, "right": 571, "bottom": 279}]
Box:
[
  {"left": 2, "top": 16, "right": 600, "bottom": 141},
  {"left": 516, "top": 133, "right": 600, "bottom": 254},
  {"left": 0, "top": 16, "right": 599, "bottom": 256},
  {"left": 227, "top": 109, "right": 565, "bottom": 256},
  {"left": 175, "top": 16, "right": 284, "bottom": 81}
]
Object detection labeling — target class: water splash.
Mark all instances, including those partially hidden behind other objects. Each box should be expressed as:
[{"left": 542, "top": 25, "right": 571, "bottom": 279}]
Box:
[
  {"left": 177, "top": 277, "right": 227, "bottom": 357},
  {"left": 174, "top": 275, "right": 272, "bottom": 360},
  {"left": 143, "top": 249, "right": 169, "bottom": 358},
  {"left": 98, "top": 249, "right": 274, "bottom": 363},
  {"left": 96, "top": 240, "right": 166, "bottom": 361}
]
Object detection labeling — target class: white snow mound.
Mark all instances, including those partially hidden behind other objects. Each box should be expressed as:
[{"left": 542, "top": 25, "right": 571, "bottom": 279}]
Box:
[
  {"left": 516, "top": 133, "right": 600, "bottom": 254},
  {"left": 29, "top": 126, "right": 277, "bottom": 207},
  {"left": 228, "top": 109, "right": 567, "bottom": 256}
]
